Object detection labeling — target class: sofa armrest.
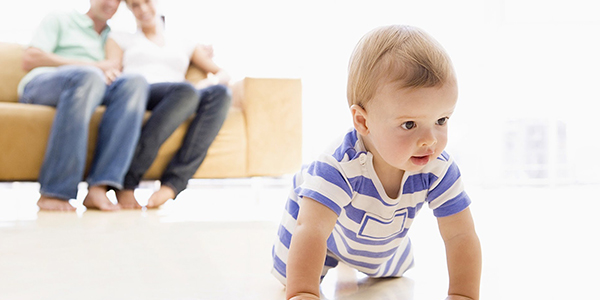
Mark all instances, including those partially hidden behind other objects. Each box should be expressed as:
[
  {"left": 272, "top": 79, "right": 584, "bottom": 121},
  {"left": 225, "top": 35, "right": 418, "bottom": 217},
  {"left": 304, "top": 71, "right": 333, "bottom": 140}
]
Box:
[
  {"left": 0, "top": 43, "right": 27, "bottom": 103},
  {"left": 240, "top": 77, "right": 302, "bottom": 177}
]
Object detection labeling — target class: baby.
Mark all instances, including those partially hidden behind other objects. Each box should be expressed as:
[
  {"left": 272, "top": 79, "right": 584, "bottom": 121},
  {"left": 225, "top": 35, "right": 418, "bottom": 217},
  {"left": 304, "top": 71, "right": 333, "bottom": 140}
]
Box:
[{"left": 272, "top": 25, "right": 481, "bottom": 300}]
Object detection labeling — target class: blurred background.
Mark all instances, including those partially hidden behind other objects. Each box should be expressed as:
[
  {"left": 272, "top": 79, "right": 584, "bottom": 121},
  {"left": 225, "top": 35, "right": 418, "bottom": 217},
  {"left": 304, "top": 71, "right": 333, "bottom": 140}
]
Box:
[
  {"left": 2, "top": 2, "right": 599, "bottom": 299},
  {"left": 2, "top": 0, "right": 599, "bottom": 187}
]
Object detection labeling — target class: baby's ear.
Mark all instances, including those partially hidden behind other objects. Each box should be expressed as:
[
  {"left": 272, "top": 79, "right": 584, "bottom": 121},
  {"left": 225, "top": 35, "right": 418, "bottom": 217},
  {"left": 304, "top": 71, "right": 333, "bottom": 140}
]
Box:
[{"left": 350, "top": 104, "right": 369, "bottom": 135}]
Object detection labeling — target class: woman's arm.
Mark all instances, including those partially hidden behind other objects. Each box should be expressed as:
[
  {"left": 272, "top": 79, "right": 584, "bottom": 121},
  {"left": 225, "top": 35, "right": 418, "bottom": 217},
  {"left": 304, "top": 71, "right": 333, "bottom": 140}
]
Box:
[
  {"left": 104, "top": 37, "right": 123, "bottom": 70},
  {"left": 190, "top": 45, "right": 231, "bottom": 89},
  {"left": 103, "top": 37, "right": 124, "bottom": 84},
  {"left": 437, "top": 207, "right": 482, "bottom": 300},
  {"left": 286, "top": 197, "right": 338, "bottom": 300}
]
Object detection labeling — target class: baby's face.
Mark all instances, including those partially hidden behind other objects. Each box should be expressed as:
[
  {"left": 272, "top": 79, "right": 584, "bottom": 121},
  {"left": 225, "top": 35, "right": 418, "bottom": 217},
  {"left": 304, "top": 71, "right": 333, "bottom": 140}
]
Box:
[{"left": 362, "top": 80, "right": 458, "bottom": 173}]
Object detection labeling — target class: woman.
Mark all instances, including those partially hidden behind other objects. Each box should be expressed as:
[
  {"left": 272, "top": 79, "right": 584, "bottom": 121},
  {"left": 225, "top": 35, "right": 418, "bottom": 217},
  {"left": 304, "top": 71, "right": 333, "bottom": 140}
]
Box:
[{"left": 107, "top": 0, "right": 232, "bottom": 208}]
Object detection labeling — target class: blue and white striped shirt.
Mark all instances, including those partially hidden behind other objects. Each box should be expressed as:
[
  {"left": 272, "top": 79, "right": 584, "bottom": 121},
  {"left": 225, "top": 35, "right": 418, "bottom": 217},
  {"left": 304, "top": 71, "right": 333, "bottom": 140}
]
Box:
[{"left": 272, "top": 129, "right": 471, "bottom": 283}]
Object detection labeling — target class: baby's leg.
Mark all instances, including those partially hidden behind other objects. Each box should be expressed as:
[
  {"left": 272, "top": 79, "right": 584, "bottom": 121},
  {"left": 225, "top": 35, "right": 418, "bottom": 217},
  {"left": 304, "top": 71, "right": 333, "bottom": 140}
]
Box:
[{"left": 373, "top": 238, "right": 415, "bottom": 278}]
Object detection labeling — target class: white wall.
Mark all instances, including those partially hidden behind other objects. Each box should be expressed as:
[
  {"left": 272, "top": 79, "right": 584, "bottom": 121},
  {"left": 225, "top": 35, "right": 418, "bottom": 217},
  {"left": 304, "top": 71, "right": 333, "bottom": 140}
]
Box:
[{"left": 2, "top": 0, "right": 598, "bottom": 185}]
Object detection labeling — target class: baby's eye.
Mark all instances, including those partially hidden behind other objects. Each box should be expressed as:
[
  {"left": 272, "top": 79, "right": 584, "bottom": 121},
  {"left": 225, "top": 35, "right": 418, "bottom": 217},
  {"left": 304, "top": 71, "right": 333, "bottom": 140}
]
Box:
[
  {"left": 401, "top": 121, "right": 416, "bottom": 130},
  {"left": 436, "top": 117, "right": 449, "bottom": 126}
]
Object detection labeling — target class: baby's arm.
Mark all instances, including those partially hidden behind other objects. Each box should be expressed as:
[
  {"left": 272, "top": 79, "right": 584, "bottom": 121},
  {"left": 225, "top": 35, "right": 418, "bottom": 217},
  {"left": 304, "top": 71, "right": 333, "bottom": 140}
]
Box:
[
  {"left": 286, "top": 197, "right": 338, "bottom": 300},
  {"left": 437, "top": 207, "right": 482, "bottom": 300}
]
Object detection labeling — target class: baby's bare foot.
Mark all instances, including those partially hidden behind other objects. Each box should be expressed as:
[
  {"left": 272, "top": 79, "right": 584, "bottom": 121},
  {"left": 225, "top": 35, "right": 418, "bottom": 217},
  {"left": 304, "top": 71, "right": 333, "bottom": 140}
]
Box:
[
  {"left": 146, "top": 186, "right": 175, "bottom": 209},
  {"left": 37, "top": 195, "right": 76, "bottom": 212},
  {"left": 83, "top": 186, "right": 120, "bottom": 211},
  {"left": 115, "top": 189, "right": 142, "bottom": 209}
]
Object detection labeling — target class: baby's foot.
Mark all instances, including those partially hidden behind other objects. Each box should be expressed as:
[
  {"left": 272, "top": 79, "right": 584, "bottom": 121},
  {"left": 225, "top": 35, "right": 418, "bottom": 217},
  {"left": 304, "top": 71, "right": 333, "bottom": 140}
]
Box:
[
  {"left": 83, "top": 186, "right": 120, "bottom": 211},
  {"left": 146, "top": 186, "right": 175, "bottom": 209},
  {"left": 116, "top": 189, "right": 142, "bottom": 209},
  {"left": 37, "top": 195, "right": 76, "bottom": 212}
]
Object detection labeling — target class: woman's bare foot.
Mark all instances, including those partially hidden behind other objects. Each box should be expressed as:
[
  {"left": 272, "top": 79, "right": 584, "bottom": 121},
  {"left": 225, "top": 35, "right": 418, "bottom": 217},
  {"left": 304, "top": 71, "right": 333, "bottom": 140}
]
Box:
[
  {"left": 37, "top": 195, "right": 76, "bottom": 212},
  {"left": 83, "top": 185, "right": 120, "bottom": 211},
  {"left": 115, "top": 189, "right": 142, "bottom": 209},
  {"left": 146, "top": 186, "right": 176, "bottom": 209}
]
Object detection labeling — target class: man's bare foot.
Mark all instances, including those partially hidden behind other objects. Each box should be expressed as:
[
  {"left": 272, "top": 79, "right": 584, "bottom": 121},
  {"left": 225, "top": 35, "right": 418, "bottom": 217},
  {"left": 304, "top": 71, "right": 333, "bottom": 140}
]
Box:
[
  {"left": 37, "top": 195, "right": 76, "bottom": 212},
  {"left": 115, "top": 189, "right": 142, "bottom": 209},
  {"left": 83, "top": 185, "right": 120, "bottom": 211},
  {"left": 146, "top": 185, "right": 176, "bottom": 209}
]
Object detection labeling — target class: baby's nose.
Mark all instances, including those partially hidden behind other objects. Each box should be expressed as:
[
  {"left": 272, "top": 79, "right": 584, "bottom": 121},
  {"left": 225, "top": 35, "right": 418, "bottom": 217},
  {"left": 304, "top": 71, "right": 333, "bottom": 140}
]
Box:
[{"left": 418, "top": 129, "right": 437, "bottom": 147}]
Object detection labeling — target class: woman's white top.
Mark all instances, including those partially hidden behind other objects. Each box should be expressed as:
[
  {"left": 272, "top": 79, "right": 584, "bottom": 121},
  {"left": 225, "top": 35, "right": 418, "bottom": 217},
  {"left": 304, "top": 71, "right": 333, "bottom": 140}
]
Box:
[{"left": 110, "top": 30, "right": 196, "bottom": 84}]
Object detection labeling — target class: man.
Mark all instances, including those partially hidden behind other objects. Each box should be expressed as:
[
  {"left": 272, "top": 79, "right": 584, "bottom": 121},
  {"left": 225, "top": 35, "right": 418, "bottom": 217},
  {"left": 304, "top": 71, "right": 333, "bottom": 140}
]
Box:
[{"left": 18, "top": 0, "right": 148, "bottom": 211}]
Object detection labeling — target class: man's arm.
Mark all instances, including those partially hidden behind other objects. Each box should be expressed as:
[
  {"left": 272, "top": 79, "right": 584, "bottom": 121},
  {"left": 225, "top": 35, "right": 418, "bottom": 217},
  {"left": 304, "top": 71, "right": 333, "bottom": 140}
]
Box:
[
  {"left": 22, "top": 47, "right": 119, "bottom": 78},
  {"left": 22, "top": 47, "right": 77, "bottom": 71},
  {"left": 286, "top": 197, "right": 338, "bottom": 300},
  {"left": 437, "top": 207, "right": 482, "bottom": 300},
  {"left": 22, "top": 47, "right": 102, "bottom": 71}
]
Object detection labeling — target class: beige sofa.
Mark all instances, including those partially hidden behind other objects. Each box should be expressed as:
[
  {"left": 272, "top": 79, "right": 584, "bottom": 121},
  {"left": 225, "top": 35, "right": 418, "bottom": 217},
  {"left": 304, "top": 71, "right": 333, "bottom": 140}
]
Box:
[{"left": 0, "top": 42, "right": 302, "bottom": 182}]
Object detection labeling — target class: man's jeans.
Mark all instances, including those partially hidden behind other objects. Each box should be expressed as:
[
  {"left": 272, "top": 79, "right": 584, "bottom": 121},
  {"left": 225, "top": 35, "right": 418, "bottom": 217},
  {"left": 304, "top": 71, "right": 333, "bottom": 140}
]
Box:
[
  {"left": 20, "top": 66, "right": 148, "bottom": 200},
  {"left": 123, "top": 82, "right": 231, "bottom": 196}
]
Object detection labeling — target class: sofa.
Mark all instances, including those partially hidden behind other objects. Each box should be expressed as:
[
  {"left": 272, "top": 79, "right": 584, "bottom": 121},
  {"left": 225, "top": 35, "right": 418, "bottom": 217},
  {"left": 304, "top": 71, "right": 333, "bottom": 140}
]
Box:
[{"left": 0, "top": 42, "right": 302, "bottom": 182}]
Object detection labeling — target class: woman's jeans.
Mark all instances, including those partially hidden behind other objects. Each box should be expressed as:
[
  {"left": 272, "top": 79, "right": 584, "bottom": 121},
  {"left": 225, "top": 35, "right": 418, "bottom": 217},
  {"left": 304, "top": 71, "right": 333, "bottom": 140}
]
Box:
[
  {"left": 123, "top": 82, "right": 232, "bottom": 197},
  {"left": 20, "top": 66, "right": 149, "bottom": 200}
]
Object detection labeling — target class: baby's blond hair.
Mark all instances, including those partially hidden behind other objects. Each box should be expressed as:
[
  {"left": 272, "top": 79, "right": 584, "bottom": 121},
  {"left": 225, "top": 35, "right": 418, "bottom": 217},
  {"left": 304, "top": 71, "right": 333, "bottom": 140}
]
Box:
[{"left": 347, "top": 25, "right": 454, "bottom": 107}]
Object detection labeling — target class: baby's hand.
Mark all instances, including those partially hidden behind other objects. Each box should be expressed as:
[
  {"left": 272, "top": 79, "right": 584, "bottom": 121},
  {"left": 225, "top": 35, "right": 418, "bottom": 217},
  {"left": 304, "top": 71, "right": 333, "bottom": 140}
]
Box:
[{"left": 289, "top": 293, "right": 320, "bottom": 300}]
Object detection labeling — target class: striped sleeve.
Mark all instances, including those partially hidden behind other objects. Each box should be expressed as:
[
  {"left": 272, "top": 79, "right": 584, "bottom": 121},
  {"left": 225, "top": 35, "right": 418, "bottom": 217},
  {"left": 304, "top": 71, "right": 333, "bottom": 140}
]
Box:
[
  {"left": 426, "top": 155, "right": 471, "bottom": 218},
  {"left": 296, "top": 158, "right": 353, "bottom": 216}
]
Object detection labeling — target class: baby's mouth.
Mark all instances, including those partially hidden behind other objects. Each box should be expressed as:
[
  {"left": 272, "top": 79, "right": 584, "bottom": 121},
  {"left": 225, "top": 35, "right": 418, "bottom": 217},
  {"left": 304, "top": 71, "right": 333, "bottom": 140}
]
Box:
[{"left": 410, "top": 155, "right": 430, "bottom": 166}]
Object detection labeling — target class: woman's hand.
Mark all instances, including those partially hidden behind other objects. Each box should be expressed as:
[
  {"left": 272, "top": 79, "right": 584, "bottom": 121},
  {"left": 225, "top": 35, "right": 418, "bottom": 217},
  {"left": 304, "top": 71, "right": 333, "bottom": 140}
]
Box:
[
  {"left": 194, "top": 76, "right": 219, "bottom": 90},
  {"left": 95, "top": 60, "right": 121, "bottom": 85},
  {"left": 103, "top": 68, "right": 121, "bottom": 85}
]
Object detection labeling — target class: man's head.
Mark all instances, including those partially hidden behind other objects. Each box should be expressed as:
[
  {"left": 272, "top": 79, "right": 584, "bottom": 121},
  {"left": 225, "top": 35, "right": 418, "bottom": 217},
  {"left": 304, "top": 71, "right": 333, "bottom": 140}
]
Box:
[
  {"left": 347, "top": 25, "right": 455, "bottom": 108},
  {"left": 88, "top": 0, "right": 121, "bottom": 24}
]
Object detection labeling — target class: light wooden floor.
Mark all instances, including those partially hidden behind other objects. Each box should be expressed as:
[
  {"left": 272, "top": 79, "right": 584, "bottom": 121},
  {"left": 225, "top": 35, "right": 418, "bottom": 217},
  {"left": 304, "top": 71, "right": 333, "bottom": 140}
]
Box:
[{"left": 0, "top": 179, "right": 597, "bottom": 300}]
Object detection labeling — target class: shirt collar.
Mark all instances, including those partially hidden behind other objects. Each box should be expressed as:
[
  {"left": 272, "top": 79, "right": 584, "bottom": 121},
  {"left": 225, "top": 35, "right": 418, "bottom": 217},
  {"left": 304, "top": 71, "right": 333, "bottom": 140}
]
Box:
[{"left": 70, "top": 10, "right": 111, "bottom": 37}]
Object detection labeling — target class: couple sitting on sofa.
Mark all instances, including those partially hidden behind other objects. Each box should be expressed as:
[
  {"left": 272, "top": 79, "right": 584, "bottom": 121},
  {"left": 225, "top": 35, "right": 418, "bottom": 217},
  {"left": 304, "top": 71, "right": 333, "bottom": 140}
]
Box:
[{"left": 19, "top": 0, "right": 231, "bottom": 211}]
